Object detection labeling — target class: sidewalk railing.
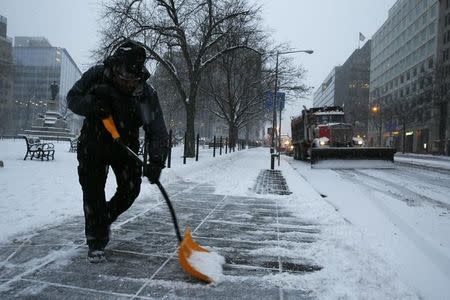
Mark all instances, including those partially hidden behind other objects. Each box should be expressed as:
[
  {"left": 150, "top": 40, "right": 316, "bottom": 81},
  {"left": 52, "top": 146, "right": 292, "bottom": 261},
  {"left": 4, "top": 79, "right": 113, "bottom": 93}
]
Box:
[{"left": 166, "top": 131, "right": 249, "bottom": 168}]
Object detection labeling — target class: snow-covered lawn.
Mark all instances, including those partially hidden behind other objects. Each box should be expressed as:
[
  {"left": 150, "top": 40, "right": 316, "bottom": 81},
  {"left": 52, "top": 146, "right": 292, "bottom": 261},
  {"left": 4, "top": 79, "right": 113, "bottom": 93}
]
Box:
[
  {"left": 0, "top": 139, "right": 227, "bottom": 243},
  {"left": 0, "top": 139, "right": 82, "bottom": 242}
]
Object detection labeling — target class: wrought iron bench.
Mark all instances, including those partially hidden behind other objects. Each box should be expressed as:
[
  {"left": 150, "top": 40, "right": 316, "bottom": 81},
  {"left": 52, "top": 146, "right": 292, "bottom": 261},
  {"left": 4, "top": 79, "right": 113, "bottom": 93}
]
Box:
[
  {"left": 69, "top": 137, "right": 78, "bottom": 153},
  {"left": 138, "top": 138, "right": 145, "bottom": 156},
  {"left": 23, "top": 136, "right": 55, "bottom": 161}
]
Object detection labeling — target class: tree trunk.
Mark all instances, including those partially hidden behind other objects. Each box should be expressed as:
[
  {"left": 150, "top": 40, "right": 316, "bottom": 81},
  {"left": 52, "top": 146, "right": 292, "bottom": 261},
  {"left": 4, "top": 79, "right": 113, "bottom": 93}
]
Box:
[
  {"left": 245, "top": 124, "right": 250, "bottom": 145},
  {"left": 402, "top": 119, "right": 406, "bottom": 154},
  {"left": 185, "top": 103, "right": 196, "bottom": 157},
  {"left": 228, "top": 124, "right": 239, "bottom": 148},
  {"left": 439, "top": 101, "right": 448, "bottom": 155},
  {"left": 184, "top": 82, "right": 200, "bottom": 158}
]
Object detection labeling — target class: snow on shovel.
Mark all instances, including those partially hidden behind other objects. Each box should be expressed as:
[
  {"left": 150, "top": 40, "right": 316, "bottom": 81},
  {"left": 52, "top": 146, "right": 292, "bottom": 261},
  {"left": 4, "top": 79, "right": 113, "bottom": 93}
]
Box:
[{"left": 102, "top": 116, "right": 224, "bottom": 283}]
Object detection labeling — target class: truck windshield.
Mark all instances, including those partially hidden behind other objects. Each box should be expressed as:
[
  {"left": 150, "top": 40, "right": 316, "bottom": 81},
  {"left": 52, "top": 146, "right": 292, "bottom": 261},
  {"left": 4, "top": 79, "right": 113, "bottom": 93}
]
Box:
[{"left": 315, "top": 114, "right": 345, "bottom": 124}]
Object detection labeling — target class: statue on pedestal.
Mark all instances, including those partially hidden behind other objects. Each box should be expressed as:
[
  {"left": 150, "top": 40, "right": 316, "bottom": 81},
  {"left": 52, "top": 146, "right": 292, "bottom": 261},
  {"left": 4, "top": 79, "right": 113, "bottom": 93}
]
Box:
[
  {"left": 50, "top": 81, "right": 59, "bottom": 101},
  {"left": 48, "top": 81, "right": 59, "bottom": 111}
]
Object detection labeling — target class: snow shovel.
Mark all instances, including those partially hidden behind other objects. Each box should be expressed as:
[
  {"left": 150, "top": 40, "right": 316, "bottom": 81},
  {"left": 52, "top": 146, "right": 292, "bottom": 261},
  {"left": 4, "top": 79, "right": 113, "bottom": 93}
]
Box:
[{"left": 101, "top": 116, "right": 214, "bottom": 283}]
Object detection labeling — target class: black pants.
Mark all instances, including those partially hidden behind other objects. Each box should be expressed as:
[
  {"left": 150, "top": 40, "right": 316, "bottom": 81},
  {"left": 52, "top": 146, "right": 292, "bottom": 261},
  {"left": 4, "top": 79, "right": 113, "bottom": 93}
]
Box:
[{"left": 77, "top": 142, "right": 142, "bottom": 250}]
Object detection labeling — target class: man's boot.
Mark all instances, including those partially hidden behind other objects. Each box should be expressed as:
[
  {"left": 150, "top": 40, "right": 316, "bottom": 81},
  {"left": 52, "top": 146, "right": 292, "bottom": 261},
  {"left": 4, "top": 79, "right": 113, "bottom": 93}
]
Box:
[
  {"left": 87, "top": 239, "right": 108, "bottom": 263},
  {"left": 87, "top": 248, "right": 106, "bottom": 263}
]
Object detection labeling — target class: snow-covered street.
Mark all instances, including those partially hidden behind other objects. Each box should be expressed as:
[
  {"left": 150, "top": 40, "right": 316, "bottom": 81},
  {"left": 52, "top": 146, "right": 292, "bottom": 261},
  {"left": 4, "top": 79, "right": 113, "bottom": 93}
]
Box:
[
  {"left": 0, "top": 139, "right": 449, "bottom": 299},
  {"left": 289, "top": 158, "right": 450, "bottom": 299}
]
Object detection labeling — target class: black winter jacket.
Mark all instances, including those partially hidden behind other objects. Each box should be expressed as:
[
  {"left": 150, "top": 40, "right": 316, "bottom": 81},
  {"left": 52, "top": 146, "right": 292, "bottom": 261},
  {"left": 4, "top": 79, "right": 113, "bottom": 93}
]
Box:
[{"left": 67, "top": 65, "right": 168, "bottom": 165}]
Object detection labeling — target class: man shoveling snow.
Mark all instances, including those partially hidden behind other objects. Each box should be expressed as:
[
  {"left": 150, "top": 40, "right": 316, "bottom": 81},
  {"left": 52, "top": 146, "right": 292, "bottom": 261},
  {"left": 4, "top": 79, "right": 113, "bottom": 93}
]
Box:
[{"left": 67, "top": 40, "right": 169, "bottom": 263}]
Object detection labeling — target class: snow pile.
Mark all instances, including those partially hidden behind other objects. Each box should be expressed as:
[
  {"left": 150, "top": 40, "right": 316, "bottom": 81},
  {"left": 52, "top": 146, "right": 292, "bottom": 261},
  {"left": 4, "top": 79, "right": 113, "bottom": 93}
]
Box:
[
  {"left": 395, "top": 155, "right": 450, "bottom": 171},
  {"left": 0, "top": 141, "right": 228, "bottom": 242},
  {"left": 187, "top": 249, "right": 225, "bottom": 283},
  {"left": 312, "top": 159, "right": 395, "bottom": 169}
]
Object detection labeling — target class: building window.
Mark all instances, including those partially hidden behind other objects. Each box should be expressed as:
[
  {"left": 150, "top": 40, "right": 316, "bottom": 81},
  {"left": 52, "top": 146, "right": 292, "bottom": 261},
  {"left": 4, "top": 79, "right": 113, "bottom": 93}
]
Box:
[
  {"left": 444, "top": 49, "right": 450, "bottom": 62},
  {"left": 428, "top": 58, "right": 433, "bottom": 68}
]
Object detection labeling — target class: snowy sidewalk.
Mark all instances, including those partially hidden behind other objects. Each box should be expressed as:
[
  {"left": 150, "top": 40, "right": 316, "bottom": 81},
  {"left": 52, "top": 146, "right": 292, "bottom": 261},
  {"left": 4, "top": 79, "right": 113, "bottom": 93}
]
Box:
[
  {"left": 0, "top": 143, "right": 417, "bottom": 299},
  {"left": 0, "top": 179, "right": 320, "bottom": 299},
  {"left": 395, "top": 153, "right": 450, "bottom": 172}
]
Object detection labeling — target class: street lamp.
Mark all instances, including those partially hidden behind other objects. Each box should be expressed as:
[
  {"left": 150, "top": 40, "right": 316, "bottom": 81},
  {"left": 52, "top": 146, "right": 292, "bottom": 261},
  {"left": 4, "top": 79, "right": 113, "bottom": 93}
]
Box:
[
  {"left": 270, "top": 49, "right": 313, "bottom": 169},
  {"left": 371, "top": 104, "right": 382, "bottom": 146}
]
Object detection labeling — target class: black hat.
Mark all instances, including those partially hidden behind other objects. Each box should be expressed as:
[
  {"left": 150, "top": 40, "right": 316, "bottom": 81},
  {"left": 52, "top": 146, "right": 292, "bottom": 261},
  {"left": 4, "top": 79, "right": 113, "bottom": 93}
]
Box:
[{"left": 109, "top": 40, "right": 146, "bottom": 79}]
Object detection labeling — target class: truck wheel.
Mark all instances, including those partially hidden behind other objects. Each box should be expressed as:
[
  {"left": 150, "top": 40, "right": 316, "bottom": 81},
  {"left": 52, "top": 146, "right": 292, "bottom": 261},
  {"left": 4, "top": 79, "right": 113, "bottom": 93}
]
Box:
[{"left": 299, "top": 145, "right": 306, "bottom": 161}]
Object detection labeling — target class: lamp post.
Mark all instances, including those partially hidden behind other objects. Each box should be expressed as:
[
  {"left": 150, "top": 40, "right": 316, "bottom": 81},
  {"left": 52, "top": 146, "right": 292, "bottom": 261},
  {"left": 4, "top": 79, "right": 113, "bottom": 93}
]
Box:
[
  {"left": 270, "top": 49, "right": 313, "bottom": 169},
  {"left": 371, "top": 105, "right": 382, "bottom": 146}
]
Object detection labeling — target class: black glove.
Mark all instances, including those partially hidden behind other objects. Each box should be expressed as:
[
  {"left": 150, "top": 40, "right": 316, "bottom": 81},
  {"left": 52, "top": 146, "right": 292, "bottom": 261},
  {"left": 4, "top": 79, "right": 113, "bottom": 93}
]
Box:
[
  {"left": 91, "top": 84, "right": 118, "bottom": 119},
  {"left": 143, "top": 163, "right": 163, "bottom": 184}
]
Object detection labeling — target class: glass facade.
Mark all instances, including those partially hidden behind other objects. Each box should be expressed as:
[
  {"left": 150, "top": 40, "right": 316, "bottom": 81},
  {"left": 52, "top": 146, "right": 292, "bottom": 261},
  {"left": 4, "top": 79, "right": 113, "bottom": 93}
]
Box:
[
  {"left": 370, "top": 0, "right": 438, "bottom": 100},
  {"left": 12, "top": 38, "right": 82, "bottom": 113},
  {"left": 0, "top": 15, "right": 14, "bottom": 134},
  {"left": 10, "top": 37, "right": 82, "bottom": 133},
  {"left": 13, "top": 47, "right": 61, "bottom": 101},
  {"left": 369, "top": 0, "right": 439, "bottom": 152},
  {"left": 313, "top": 67, "right": 338, "bottom": 107}
]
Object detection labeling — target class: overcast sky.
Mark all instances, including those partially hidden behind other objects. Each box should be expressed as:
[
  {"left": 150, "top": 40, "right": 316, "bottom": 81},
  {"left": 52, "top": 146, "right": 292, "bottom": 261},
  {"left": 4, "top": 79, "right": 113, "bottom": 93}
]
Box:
[{"left": 0, "top": 0, "right": 397, "bottom": 134}]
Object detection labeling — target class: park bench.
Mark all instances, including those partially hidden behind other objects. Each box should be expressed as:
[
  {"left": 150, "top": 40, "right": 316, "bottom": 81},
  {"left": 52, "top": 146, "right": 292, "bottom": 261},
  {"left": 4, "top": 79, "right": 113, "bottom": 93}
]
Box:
[
  {"left": 138, "top": 138, "right": 145, "bottom": 155},
  {"left": 23, "top": 136, "right": 55, "bottom": 161},
  {"left": 69, "top": 137, "right": 78, "bottom": 153}
]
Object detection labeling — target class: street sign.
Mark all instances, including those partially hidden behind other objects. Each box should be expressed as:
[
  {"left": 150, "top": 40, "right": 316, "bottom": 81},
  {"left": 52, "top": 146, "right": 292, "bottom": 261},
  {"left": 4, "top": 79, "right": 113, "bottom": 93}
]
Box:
[
  {"left": 385, "top": 120, "right": 397, "bottom": 132},
  {"left": 264, "top": 90, "right": 286, "bottom": 110}
]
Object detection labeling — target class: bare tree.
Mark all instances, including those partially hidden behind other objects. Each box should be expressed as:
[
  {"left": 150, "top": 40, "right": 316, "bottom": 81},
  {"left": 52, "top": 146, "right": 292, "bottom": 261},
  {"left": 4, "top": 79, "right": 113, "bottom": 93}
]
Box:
[
  {"left": 98, "top": 0, "right": 260, "bottom": 156},
  {"left": 0, "top": 55, "right": 13, "bottom": 135},
  {"left": 201, "top": 47, "right": 262, "bottom": 147}
]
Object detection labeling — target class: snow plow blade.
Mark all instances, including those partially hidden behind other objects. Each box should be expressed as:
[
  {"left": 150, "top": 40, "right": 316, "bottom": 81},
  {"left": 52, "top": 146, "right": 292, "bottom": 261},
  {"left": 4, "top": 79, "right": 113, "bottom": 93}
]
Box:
[{"left": 311, "top": 147, "right": 396, "bottom": 169}]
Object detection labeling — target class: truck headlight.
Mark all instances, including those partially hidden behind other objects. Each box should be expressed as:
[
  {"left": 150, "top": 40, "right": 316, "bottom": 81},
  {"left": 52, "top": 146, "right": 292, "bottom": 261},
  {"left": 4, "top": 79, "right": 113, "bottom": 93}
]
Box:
[
  {"left": 318, "top": 137, "right": 329, "bottom": 146},
  {"left": 357, "top": 140, "right": 363, "bottom": 145}
]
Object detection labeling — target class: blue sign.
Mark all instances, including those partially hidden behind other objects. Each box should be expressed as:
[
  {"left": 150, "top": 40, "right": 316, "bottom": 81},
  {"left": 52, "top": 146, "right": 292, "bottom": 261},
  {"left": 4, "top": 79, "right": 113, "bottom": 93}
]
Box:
[
  {"left": 385, "top": 120, "right": 397, "bottom": 132},
  {"left": 264, "top": 90, "right": 286, "bottom": 110}
]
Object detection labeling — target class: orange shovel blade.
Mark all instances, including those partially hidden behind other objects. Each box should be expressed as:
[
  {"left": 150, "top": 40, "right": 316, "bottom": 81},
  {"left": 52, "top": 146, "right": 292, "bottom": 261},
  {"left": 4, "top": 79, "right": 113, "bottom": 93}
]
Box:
[{"left": 178, "top": 226, "right": 212, "bottom": 283}]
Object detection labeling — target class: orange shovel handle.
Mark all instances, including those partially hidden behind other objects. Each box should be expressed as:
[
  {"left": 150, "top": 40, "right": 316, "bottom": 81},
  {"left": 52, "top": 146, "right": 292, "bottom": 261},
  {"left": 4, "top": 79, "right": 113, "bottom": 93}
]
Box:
[{"left": 102, "top": 115, "right": 120, "bottom": 140}]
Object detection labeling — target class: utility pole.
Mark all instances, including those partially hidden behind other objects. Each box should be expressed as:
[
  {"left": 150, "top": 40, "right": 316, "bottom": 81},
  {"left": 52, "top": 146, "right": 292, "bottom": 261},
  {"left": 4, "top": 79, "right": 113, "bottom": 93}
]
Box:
[
  {"left": 269, "top": 49, "right": 313, "bottom": 169},
  {"left": 271, "top": 52, "right": 279, "bottom": 155}
]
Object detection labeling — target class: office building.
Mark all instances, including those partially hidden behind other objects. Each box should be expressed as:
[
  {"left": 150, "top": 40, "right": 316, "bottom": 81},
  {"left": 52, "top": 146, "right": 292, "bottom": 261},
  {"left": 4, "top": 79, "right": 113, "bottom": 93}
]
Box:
[
  {"left": 369, "top": 0, "right": 439, "bottom": 152},
  {"left": 313, "top": 67, "right": 340, "bottom": 107},
  {"left": 312, "top": 41, "right": 371, "bottom": 137},
  {"left": 11, "top": 36, "right": 82, "bottom": 133},
  {"left": 0, "top": 15, "right": 13, "bottom": 135},
  {"left": 435, "top": 0, "right": 450, "bottom": 154}
]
